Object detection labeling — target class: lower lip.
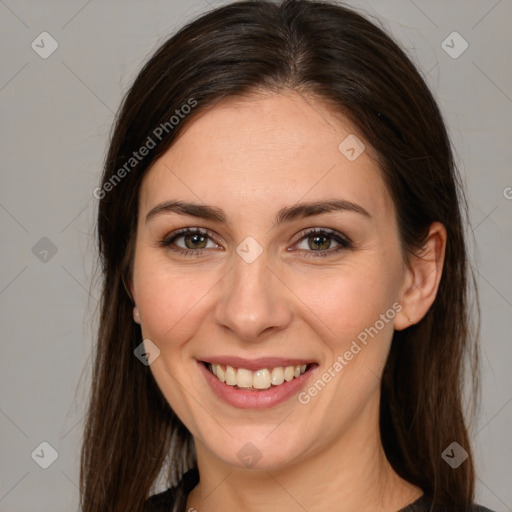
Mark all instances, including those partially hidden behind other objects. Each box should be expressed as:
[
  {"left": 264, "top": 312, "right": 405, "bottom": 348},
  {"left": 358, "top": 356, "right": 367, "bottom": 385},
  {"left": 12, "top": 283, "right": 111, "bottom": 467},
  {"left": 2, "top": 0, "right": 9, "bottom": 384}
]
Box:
[{"left": 198, "top": 361, "right": 317, "bottom": 409}]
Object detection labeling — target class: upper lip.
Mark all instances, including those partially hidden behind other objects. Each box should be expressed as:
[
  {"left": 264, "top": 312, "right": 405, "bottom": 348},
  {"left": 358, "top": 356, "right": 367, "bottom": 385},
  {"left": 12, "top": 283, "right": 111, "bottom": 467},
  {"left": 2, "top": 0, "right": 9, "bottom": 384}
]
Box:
[{"left": 200, "top": 356, "right": 316, "bottom": 371}]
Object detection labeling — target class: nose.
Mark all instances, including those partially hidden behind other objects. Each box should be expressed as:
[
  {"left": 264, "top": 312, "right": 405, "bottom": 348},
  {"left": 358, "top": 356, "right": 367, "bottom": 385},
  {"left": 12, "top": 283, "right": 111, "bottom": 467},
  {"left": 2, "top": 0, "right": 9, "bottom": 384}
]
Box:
[{"left": 213, "top": 248, "right": 293, "bottom": 342}]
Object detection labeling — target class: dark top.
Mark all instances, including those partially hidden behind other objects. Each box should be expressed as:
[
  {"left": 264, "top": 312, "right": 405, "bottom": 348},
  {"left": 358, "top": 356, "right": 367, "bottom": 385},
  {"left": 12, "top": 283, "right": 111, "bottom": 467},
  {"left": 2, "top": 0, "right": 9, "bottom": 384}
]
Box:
[{"left": 144, "top": 468, "right": 496, "bottom": 512}]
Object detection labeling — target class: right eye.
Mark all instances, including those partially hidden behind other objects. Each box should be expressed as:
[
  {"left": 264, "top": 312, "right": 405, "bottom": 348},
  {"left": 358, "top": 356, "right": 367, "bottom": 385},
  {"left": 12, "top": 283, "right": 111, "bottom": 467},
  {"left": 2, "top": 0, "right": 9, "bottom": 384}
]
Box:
[{"left": 158, "top": 227, "right": 222, "bottom": 257}]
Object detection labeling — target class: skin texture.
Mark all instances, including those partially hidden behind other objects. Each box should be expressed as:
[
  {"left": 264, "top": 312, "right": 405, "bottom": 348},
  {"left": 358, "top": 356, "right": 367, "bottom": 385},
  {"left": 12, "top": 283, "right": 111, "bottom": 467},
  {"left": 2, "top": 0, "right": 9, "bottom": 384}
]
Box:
[{"left": 129, "top": 90, "right": 446, "bottom": 512}]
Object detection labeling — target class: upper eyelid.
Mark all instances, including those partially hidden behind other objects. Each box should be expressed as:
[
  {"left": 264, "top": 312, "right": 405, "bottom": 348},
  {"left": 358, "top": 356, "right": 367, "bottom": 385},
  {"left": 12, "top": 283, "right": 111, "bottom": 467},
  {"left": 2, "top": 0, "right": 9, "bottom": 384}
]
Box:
[
  {"left": 161, "top": 227, "right": 221, "bottom": 249},
  {"left": 164, "top": 226, "right": 351, "bottom": 247}
]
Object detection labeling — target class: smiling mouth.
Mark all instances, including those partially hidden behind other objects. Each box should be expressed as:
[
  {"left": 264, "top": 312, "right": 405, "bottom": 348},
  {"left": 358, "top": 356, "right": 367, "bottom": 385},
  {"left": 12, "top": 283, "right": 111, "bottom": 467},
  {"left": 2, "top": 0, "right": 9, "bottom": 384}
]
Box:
[{"left": 204, "top": 362, "right": 314, "bottom": 391}]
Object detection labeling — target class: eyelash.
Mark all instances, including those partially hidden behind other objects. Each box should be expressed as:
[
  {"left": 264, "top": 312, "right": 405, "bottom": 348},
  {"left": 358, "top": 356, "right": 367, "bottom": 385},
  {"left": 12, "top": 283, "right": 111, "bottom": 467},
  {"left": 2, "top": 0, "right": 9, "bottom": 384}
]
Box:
[{"left": 158, "top": 227, "right": 353, "bottom": 259}]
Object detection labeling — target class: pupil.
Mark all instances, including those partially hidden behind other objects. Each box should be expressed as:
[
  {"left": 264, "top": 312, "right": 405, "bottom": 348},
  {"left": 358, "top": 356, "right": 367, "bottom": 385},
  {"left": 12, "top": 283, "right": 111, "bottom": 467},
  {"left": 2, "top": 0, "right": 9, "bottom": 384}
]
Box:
[
  {"left": 311, "top": 234, "right": 329, "bottom": 250},
  {"left": 187, "top": 234, "right": 205, "bottom": 249}
]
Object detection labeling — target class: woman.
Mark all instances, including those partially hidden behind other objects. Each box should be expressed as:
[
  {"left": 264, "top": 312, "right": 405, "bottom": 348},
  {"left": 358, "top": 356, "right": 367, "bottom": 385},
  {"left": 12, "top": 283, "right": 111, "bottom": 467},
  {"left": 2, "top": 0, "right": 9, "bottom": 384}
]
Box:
[{"left": 81, "top": 1, "right": 494, "bottom": 511}]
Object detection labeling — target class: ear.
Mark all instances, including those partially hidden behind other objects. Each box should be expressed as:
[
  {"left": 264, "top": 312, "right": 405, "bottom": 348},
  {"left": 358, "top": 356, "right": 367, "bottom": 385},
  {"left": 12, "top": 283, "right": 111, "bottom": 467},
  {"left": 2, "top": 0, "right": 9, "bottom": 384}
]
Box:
[
  {"left": 122, "top": 271, "right": 137, "bottom": 304},
  {"left": 129, "top": 279, "right": 142, "bottom": 324},
  {"left": 129, "top": 279, "right": 137, "bottom": 305},
  {"left": 394, "top": 222, "right": 447, "bottom": 331}
]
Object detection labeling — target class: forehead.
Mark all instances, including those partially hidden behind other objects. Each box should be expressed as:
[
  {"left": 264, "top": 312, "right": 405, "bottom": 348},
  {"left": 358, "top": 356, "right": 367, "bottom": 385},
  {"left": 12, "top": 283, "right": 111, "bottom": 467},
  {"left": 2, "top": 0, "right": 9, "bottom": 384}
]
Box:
[{"left": 139, "top": 91, "right": 393, "bottom": 221}]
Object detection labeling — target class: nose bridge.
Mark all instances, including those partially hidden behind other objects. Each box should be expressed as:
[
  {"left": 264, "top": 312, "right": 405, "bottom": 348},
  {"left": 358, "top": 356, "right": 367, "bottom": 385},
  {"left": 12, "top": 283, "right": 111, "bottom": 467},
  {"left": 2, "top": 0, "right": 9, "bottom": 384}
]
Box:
[{"left": 214, "top": 240, "right": 292, "bottom": 341}]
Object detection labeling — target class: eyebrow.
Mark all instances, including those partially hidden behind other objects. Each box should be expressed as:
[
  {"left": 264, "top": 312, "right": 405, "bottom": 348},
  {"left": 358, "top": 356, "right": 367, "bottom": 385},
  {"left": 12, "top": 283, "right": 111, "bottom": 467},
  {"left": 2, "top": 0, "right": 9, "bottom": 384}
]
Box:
[{"left": 145, "top": 198, "right": 371, "bottom": 227}]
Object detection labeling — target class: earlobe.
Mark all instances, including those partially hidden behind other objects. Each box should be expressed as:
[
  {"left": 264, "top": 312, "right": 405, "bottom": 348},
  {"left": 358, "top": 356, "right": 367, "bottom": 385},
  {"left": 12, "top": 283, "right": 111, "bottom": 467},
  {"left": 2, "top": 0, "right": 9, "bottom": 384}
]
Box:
[
  {"left": 128, "top": 279, "right": 141, "bottom": 324},
  {"left": 133, "top": 306, "right": 141, "bottom": 324},
  {"left": 394, "top": 222, "right": 447, "bottom": 331}
]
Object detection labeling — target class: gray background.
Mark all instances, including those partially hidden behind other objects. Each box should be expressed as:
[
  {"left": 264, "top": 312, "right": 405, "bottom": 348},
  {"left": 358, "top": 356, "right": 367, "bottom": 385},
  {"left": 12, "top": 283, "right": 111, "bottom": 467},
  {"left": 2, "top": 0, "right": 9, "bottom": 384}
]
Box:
[{"left": 1, "top": 1, "right": 511, "bottom": 511}]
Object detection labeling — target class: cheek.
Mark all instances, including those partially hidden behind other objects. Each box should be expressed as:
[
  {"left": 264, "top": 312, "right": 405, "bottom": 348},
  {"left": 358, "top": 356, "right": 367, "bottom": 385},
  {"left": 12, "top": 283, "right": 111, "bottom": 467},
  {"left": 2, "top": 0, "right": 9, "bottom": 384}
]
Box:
[
  {"left": 133, "top": 258, "right": 220, "bottom": 428},
  {"left": 294, "top": 262, "right": 399, "bottom": 348},
  {"left": 133, "top": 254, "right": 221, "bottom": 351},
  {"left": 294, "top": 266, "right": 400, "bottom": 423}
]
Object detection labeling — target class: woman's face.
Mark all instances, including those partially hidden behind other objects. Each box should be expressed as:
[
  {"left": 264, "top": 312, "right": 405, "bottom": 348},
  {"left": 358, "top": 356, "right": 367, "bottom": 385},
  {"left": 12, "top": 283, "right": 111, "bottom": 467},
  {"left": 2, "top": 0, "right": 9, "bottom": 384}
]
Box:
[{"left": 130, "top": 91, "right": 409, "bottom": 471}]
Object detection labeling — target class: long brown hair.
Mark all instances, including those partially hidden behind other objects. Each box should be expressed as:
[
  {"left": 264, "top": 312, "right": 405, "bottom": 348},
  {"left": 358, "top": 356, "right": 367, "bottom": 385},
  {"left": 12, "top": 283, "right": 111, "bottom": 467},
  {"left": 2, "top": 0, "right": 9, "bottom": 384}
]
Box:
[{"left": 81, "top": 1, "right": 480, "bottom": 510}]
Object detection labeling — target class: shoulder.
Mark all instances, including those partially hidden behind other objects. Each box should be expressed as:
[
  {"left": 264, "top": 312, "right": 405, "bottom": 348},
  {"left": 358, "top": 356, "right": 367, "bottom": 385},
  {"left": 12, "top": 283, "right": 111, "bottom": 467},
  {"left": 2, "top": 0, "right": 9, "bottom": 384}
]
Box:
[
  {"left": 143, "top": 491, "right": 498, "bottom": 512},
  {"left": 400, "top": 494, "right": 497, "bottom": 512},
  {"left": 144, "top": 468, "right": 199, "bottom": 512},
  {"left": 143, "top": 487, "right": 176, "bottom": 512}
]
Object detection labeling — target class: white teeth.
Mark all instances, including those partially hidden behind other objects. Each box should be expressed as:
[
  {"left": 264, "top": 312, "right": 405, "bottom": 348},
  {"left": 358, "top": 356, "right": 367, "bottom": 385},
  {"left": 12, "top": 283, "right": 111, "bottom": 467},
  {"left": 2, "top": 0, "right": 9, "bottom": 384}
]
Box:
[
  {"left": 209, "top": 363, "right": 309, "bottom": 389},
  {"left": 271, "top": 367, "right": 284, "bottom": 385},
  {"left": 284, "top": 366, "right": 295, "bottom": 381},
  {"left": 253, "top": 369, "right": 271, "bottom": 389},
  {"left": 225, "top": 365, "right": 237, "bottom": 386},
  {"left": 236, "top": 368, "right": 253, "bottom": 388}
]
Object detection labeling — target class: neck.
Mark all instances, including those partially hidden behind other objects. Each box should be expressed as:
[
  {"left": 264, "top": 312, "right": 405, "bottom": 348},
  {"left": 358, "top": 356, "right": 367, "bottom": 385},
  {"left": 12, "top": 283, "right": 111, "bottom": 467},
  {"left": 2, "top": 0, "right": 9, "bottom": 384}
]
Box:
[{"left": 186, "top": 396, "right": 422, "bottom": 512}]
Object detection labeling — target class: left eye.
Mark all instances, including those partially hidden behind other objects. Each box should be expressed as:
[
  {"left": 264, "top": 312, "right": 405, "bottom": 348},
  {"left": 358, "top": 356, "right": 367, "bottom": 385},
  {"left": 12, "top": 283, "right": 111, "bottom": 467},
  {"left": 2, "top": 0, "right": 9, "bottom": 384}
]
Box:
[
  {"left": 292, "top": 228, "right": 353, "bottom": 258},
  {"left": 159, "top": 227, "right": 352, "bottom": 258}
]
